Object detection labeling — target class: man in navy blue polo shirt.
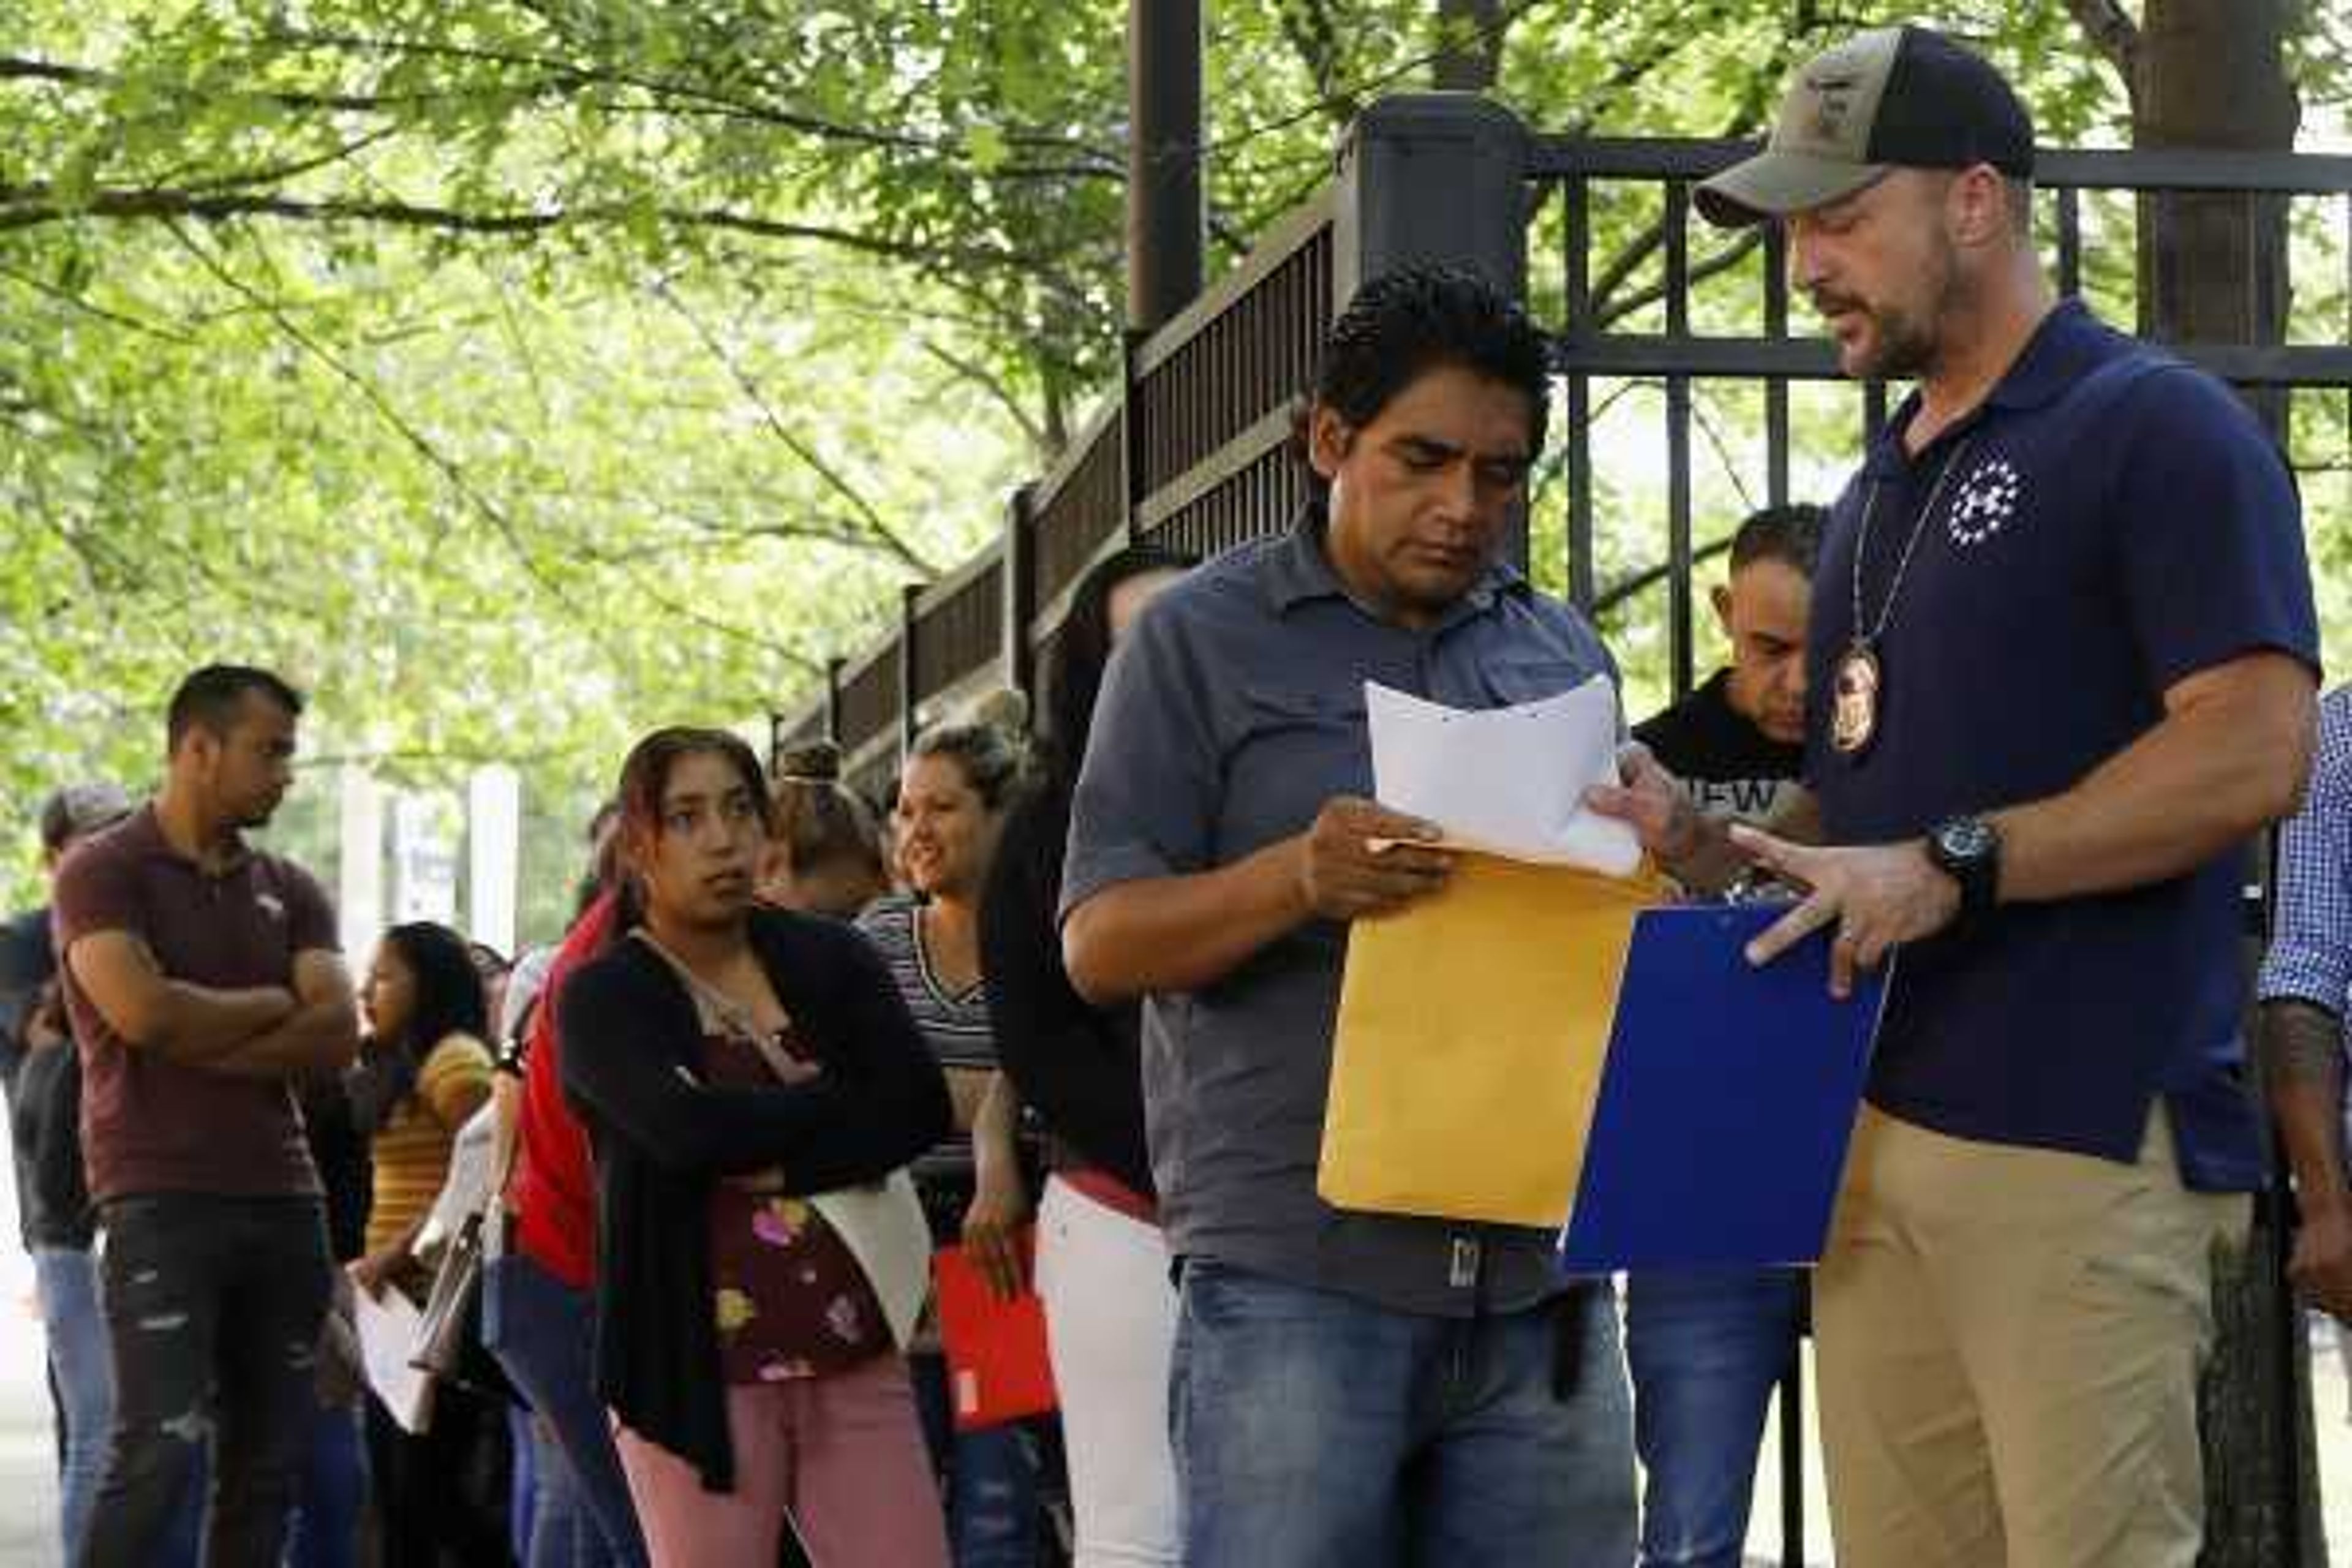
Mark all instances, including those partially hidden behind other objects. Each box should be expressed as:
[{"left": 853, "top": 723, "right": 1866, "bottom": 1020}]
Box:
[
  {"left": 1062, "top": 268, "right": 1637, "bottom": 1566},
  {"left": 1601, "top": 24, "right": 2319, "bottom": 1567}
]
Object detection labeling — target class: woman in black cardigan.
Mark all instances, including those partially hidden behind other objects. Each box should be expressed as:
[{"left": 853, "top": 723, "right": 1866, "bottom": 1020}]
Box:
[
  {"left": 981, "top": 546, "right": 1191, "bottom": 1567},
  {"left": 561, "top": 727, "right": 951, "bottom": 1568}
]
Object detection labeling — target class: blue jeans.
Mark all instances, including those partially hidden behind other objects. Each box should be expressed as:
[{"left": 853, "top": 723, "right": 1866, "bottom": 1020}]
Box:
[
  {"left": 1170, "top": 1258, "right": 1636, "bottom": 1567},
  {"left": 34, "top": 1246, "right": 111, "bottom": 1563},
  {"left": 284, "top": 1401, "right": 366, "bottom": 1568},
  {"left": 911, "top": 1351, "right": 1044, "bottom": 1568},
  {"left": 482, "top": 1253, "right": 648, "bottom": 1568},
  {"left": 37, "top": 1245, "right": 204, "bottom": 1567},
  {"left": 1623, "top": 1268, "right": 1806, "bottom": 1568}
]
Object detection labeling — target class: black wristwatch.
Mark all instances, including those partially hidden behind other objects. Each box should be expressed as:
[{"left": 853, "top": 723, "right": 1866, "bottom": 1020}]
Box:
[{"left": 1926, "top": 814, "right": 2002, "bottom": 927}]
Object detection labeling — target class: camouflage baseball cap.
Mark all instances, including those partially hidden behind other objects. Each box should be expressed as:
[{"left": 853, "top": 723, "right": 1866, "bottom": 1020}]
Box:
[{"left": 1695, "top": 26, "right": 2034, "bottom": 227}]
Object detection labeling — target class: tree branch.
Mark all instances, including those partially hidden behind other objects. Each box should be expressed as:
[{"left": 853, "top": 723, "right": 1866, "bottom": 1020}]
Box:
[
  {"left": 158, "top": 219, "right": 649, "bottom": 680},
  {"left": 0, "top": 183, "right": 1047, "bottom": 277},
  {"left": 251, "top": 31, "right": 1110, "bottom": 159},
  {"left": 1594, "top": 536, "right": 1734, "bottom": 618},
  {"left": 648, "top": 278, "right": 941, "bottom": 576},
  {"left": 1433, "top": 0, "right": 1509, "bottom": 92},
  {"left": 1577, "top": 28, "right": 1804, "bottom": 330},
  {"left": 0, "top": 51, "right": 546, "bottom": 114},
  {"left": 2063, "top": 0, "right": 2143, "bottom": 97},
  {"left": 1275, "top": 0, "right": 1359, "bottom": 129},
  {"left": 3, "top": 44, "right": 1125, "bottom": 184},
  {"left": 571, "top": 513, "right": 924, "bottom": 564},
  {"left": 1596, "top": 227, "right": 1765, "bottom": 328},
  {"left": 1208, "top": 0, "right": 1562, "bottom": 157},
  {"left": 175, "top": 126, "right": 405, "bottom": 198},
  {"left": 918, "top": 338, "right": 1046, "bottom": 454},
  {"left": 0, "top": 260, "right": 195, "bottom": 342}
]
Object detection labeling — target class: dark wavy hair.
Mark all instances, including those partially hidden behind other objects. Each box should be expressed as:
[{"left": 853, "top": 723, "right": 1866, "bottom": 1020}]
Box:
[
  {"left": 1287, "top": 265, "right": 1551, "bottom": 495},
  {"left": 349, "top": 921, "right": 489, "bottom": 1134},
  {"left": 617, "top": 727, "right": 771, "bottom": 839},
  {"left": 612, "top": 726, "right": 771, "bottom": 927},
  {"left": 1041, "top": 546, "right": 1194, "bottom": 793}
]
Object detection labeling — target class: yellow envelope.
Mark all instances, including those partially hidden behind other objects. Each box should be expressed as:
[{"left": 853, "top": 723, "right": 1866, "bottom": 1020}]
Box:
[{"left": 1319, "top": 852, "right": 1667, "bottom": 1229}]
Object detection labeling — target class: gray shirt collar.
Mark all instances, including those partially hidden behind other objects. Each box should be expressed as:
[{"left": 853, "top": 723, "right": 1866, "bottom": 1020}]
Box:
[{"left": 1264, "top": 503, "right": 1527, "bottom": 627}]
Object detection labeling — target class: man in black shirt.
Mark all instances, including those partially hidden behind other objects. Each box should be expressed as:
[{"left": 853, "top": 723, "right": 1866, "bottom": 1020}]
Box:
[
  {"left": 1632, "top": 505, "right": 1822, "bottom": 825},
  {"left": 3, "top": 782, "right": 151, "bottom": 1565},
  {"left": 1624, "top": 503, "right": 1823, "bottom": 1568}
]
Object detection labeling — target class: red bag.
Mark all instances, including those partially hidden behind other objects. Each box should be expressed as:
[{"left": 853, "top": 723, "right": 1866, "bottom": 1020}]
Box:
[{"left": 933, "top": 1229, "right": 1057, "bottom": 1431}]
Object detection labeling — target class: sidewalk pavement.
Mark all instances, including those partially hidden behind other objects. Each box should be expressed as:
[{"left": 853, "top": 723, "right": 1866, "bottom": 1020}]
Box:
[{"left": 0, "top": 1172, "right": 58, "bottom": 1568}]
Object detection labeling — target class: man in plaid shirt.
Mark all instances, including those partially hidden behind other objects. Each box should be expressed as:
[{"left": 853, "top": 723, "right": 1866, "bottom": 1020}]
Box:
[{"left": 2258, "top": 685, "right": 2352, "bottom": 1324}]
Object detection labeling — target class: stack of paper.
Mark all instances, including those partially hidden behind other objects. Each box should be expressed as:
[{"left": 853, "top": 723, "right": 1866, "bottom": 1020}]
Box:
[
  {"left": 355, "top": 1285, "right": 435, "bottom": 1434},
  {"left": 1365, "top": 675, "right": 1639, "bottom": 875}
]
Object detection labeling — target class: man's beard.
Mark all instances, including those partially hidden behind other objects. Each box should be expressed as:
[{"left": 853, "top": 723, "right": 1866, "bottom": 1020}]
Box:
[
  {"left": 1849, "top": 303, "right": 1941, "bottom": 382},
  {"left": 1820, "top": 244, "right": 1959, "bottom": 383}
]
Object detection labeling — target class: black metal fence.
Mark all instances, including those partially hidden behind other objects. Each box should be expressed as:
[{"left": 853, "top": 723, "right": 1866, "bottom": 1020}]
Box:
[
  {"left": 773, "top": 102, "right": 2350, "bottom": 793},
  {"left": 769, "top": 99, "right": 2352, "bottom": 1562},
  {"left": 769, "top": 184, "right": 1340, "bottom": 802},
  {"left": 769, "top": 97, "right": 1528, "bottom": 801},
  {"left": 1534, "top": 134, "right": 2352, "bottom": 705}
]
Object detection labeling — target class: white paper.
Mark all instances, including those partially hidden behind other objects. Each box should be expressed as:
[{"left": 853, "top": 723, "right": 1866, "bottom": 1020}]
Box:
[
  {"left": 354, "top": 1283, "right": 435, "bottom": 1434},
  {"left": 420, "top": 1101, "right": 497, "bottom": 1254},
  {"left": 1366, "top": 675, "right": 1641, "bottom": 876}
]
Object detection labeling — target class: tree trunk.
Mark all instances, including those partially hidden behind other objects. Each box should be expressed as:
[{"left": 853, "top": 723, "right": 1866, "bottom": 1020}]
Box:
[
  {"left": 1432, "top": 0, "right": 1507, "bottom": 91},
  {"left": 2128, "top": 7, "right": 2320, "bottom": 1562},
  {"left": 2204, "top": 992, "right": 2330, "bottom": 1568},
  {"left": 2135, "top": 0, "right": 2300, "bottom": 423}
]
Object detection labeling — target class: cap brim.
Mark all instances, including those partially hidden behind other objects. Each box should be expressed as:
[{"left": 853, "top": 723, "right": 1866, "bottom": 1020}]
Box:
[{"left": 1695, "top": 149, "right": 1887, "bottom": 227}]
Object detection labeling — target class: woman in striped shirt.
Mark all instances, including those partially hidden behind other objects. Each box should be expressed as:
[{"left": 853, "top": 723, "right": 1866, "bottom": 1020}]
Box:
[{"left": 857, "top": 721, "right": 1044, "bottom": 1568}]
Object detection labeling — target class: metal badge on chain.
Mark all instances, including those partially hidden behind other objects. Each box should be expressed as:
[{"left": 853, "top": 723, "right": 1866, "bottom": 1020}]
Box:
[{"left": 1834, "top": 437, "right": 1974, "bottom": 757}]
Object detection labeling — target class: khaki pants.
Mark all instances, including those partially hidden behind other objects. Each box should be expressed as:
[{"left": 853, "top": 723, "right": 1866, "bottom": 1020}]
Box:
[{"left": 1815, "top": 1104, "right": 2247, "bottom": 1568}]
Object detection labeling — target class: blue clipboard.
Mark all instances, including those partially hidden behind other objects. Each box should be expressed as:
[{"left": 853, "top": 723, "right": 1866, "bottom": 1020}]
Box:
[{"left": 1557, "top": 903, "right": 1888, "bottom": 1275}]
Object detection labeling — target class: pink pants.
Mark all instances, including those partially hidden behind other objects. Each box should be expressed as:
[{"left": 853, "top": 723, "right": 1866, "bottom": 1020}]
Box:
[{"left": 613, "top": 1354, "right": 948, "bottom": 1568}]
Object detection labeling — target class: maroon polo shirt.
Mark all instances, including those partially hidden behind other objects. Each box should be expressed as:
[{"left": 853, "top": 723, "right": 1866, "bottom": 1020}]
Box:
[{"left": 51, "top": 805, "right": 333, "bottom": 1202}]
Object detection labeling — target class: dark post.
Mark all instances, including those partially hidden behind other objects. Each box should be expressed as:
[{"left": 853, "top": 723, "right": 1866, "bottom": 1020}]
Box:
[
  {"left": 897, "top": 582, "right": 922, "bottom": 764},
  {"left": 1120, "top": 331, "right": 1148, "bottom": 545},
  {"left": 2126, "top": 9, "right": 2315, "bottom": 1561},
  {"left": 1331, "top": 94, "right": 1530, "bottom": 564},
  {"left": 1128, "top": 0, "right": 1204, "bottom": 333},
  {"left": 1330, "top": 94, "right": 1528, "bottom": 306},
  {"left": 1001, "top": 485, "right": 1039, "bottom": 710},
  {"left": 823, "top": 657, "right": 845, "bottom": 745}
]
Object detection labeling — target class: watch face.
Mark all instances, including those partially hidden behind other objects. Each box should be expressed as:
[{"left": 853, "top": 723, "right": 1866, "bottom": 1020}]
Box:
[{"left": 1937, "top": 817, "right": 1996, "bottom": 861}]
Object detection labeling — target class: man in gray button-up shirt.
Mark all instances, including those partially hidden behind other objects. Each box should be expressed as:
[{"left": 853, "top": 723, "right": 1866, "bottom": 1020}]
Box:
[{"left": 1063, "top": 268, "right": 1637, "bottom": 1566}]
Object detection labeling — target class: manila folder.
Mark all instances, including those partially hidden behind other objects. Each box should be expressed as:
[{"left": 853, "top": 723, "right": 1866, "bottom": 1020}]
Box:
[{"left": 1320, "top": 851, "right": 1661, "bottom": 1229}]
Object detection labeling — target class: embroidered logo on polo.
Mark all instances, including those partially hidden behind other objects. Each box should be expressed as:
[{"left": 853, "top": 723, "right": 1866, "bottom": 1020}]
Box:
[{"left": 1947, "top": 457, "right": 2024, "bottom": 548}]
